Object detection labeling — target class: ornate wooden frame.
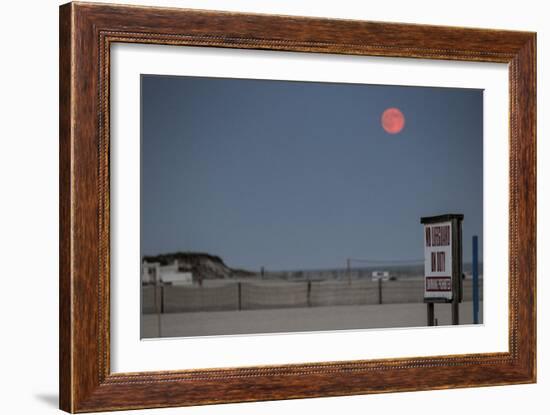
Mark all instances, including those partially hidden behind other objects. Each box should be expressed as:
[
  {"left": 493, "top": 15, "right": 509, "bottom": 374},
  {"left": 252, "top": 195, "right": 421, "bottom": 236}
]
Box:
[{"left": 59, "top": 2, "right": 536, "bottom": 412}]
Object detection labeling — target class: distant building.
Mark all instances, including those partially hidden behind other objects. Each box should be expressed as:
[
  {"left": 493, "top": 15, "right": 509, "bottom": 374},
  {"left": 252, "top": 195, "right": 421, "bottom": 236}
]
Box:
[
  {"left": 142, "top": 260, "right": 193, "bottom": 285},
  {"left": 371, "top": 270, "right": 390, "bottom": 281},
  {"left": 141, "top": 262, "right": 160, "bottom": 284},
  {"left": 161, "top": 271, "right": 193, "bottom": 286}
]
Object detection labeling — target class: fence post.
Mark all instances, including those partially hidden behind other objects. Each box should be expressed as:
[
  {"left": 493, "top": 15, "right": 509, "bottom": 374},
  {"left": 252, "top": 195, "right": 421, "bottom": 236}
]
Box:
[
  {"left": 155, "top": 280, "right": 162, "bottom": 338},
  {"left": 237, "top": 282, "right": 242, "bottom": 311},
  {"left": 307, "top": 280, "right": 312, "bottom": 307},
  {"left": 378, "top": 278, "right": 383, "bottom": 304},
  {"left": 160, "top": 284, "right": 164, "bottom": 314}
]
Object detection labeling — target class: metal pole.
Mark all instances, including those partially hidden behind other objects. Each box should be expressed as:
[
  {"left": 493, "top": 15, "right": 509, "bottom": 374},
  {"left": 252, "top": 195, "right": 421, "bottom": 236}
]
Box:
[
  {"left": 378, "top": 278, "right": 382, "bottom": 305},
  {"left": 472, "top": 235, "right": 479, "bottom": 324}
]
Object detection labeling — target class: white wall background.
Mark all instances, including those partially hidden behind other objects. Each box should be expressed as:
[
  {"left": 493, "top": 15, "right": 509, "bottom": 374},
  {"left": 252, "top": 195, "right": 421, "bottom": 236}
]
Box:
[{"left": 0, "top": 0, "right": 546, "bottom": 414}]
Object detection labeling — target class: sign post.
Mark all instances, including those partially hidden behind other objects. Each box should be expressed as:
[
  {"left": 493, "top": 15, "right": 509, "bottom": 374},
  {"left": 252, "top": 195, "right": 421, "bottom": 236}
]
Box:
[{"left": 420, "top": 214, "right": 463, "bottom": 325}]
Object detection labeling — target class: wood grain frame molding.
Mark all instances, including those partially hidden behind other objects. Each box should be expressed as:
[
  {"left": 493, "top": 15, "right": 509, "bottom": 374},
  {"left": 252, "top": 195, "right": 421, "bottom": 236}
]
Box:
[{"left": 59, "top": 2, "right": 536, "bottom": 412}]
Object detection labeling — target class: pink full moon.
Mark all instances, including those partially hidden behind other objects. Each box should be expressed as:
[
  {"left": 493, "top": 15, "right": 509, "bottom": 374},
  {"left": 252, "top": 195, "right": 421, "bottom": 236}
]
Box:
[{"left": 381, "top": 107, "right": 405, "bottom": 134}]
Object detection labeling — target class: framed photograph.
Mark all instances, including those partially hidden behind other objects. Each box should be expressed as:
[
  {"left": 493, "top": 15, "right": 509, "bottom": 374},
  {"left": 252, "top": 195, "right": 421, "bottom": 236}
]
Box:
[{"left": 59, "top": 2, "right": 536, "bottom": 412}]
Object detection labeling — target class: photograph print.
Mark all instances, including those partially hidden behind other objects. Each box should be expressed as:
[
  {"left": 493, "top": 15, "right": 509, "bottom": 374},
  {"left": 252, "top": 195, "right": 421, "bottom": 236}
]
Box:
[{"left": 140, "top": 74, "right": 484, "bottom": 339}]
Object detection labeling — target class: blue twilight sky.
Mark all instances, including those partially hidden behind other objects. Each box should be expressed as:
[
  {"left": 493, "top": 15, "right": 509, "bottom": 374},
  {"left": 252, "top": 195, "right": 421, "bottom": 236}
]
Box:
[{"left": 141, "top": 75, "right": 483, "bottom": 271}]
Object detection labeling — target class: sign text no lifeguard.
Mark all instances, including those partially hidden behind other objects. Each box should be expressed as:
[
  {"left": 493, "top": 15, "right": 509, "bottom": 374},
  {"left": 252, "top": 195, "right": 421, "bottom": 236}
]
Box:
[{"left": 423, "top": 221, "right": 453, "bottom": 300}]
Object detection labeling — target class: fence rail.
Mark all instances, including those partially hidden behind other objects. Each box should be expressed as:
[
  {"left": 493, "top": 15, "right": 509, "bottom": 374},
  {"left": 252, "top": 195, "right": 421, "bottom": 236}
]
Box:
[{"left": 142, "top": 279, "right": 483, "bottom": 314}]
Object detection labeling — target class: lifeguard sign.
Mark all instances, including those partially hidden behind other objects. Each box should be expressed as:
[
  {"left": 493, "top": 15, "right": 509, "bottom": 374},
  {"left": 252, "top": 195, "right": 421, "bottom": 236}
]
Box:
[
  {"left": 423, "top": 220, "right": 453, "bottom": 300},
  {"left": 421, "top": 214, "right": 463, "bottom": 306}
]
